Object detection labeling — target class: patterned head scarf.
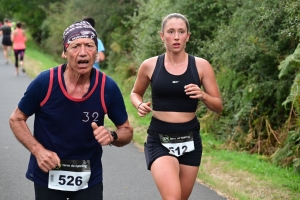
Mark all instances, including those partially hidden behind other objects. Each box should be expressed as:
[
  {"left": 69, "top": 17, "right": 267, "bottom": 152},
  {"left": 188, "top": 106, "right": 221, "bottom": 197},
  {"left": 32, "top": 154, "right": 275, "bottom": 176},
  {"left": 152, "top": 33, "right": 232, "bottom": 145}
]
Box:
[{"left": 62, "top": 21, "right": 98, "bottom": 52}]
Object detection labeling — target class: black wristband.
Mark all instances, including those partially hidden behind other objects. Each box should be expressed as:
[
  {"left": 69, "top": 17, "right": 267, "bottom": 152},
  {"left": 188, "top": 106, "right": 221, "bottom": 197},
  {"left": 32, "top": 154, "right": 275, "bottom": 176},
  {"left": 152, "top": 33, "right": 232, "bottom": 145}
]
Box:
[{"left": 110, "top": 131, "right": 118, "bottom": 141}]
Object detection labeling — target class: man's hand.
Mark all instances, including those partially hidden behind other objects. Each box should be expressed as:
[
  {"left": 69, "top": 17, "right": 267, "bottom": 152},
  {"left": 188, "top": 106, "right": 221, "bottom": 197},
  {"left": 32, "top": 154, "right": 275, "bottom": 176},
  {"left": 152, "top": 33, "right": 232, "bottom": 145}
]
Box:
[
  {"left": 35, "top": 148, "right": 60, "bottom": 173},
  {"left": 91, "top": 122, "right": 113, "bottom": 146}
]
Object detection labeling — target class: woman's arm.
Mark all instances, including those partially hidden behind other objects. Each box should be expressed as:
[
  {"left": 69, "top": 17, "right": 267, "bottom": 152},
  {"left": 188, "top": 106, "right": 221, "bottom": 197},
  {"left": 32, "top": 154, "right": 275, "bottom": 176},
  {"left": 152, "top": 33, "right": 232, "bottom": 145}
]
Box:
[
  {"left": 130, "top": 57, "right": 156, "bottom": 116},
  {"left": 196, "top": 58, "right": 223, "bottom": 113}
]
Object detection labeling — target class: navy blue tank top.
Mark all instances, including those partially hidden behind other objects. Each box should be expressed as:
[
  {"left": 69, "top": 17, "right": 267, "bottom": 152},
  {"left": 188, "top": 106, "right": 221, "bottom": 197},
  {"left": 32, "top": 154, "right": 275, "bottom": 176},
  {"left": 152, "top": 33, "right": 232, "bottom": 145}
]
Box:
[
  {"left": 18, "top": 65, "right": 128, "bottom": 187},
  {"left": 151, "top": 54, "right": 201, "bottom": 112}
]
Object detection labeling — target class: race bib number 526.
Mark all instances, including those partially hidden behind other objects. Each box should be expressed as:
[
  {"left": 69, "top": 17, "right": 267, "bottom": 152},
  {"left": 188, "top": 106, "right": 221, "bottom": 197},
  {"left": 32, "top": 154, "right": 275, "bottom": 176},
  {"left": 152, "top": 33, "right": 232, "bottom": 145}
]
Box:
[{"left": 48, "top": 160, "right": 91, "bottom": 191}]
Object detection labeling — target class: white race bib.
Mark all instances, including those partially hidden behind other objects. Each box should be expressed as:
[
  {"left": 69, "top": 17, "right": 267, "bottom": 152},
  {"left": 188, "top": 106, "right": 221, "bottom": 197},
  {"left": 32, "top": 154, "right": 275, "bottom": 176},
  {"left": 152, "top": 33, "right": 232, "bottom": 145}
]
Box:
[
  {"left": 48, "top": 160, "right": 91, "bottom": 191},
  {"left": 159, "top": 132, "right": 195, "bottom": 157}
]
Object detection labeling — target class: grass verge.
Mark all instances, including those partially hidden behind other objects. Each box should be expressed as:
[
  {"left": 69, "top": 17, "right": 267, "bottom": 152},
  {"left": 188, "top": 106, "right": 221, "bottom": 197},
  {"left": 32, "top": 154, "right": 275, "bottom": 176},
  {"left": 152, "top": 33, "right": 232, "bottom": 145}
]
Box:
[{"left": 17, "top": 43, "right": 300, "bottom": 200}]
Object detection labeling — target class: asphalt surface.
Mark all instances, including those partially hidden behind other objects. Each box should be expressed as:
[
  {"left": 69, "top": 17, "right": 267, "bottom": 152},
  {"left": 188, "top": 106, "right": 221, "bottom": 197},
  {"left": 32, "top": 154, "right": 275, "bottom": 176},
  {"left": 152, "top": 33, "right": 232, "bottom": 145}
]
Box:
[{"left": 0, "top": 47, "right": 227, "bottom": 200}]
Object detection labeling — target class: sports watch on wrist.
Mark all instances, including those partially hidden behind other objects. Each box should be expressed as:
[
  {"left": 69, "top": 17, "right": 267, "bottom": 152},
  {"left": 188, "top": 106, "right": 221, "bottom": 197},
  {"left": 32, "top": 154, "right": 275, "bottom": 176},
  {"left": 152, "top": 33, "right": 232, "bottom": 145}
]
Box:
[{"left": 110, "top": 131, "right": 118, "bottom": 142}]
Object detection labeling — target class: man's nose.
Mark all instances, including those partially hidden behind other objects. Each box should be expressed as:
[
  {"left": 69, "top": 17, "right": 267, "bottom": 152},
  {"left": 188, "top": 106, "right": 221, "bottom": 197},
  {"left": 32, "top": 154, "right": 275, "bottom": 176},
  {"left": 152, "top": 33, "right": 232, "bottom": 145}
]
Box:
[{"left": 79, "top": 45, "right": 87, "bottom": 56}]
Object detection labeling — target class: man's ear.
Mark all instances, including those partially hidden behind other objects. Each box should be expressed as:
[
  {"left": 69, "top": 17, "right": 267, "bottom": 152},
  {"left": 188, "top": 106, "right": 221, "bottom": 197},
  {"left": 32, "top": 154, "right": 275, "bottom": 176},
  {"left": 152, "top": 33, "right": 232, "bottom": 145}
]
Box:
[{"left": 61, "top": 51, "right": 67, "bottom": 59}]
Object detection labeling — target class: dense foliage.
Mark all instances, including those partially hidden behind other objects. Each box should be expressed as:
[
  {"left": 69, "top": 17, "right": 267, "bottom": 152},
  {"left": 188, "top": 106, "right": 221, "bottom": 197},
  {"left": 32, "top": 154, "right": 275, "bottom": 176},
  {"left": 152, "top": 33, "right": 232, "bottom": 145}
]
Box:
[
  {"left": 0, "top": 0, "right": 66, "bottom": 43},
  {"left": 204, "top": 0, "right": 300, "bottom": 170},
  {"left": 1, "top": 0, "right": 299, "bottom": 172}
]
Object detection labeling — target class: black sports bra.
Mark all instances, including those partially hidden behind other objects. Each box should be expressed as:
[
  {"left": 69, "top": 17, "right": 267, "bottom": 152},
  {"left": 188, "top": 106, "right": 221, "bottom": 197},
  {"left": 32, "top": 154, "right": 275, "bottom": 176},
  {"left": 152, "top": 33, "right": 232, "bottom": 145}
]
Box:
[{"left": 151, "top": 54, "right": 201, "bottom": 112}]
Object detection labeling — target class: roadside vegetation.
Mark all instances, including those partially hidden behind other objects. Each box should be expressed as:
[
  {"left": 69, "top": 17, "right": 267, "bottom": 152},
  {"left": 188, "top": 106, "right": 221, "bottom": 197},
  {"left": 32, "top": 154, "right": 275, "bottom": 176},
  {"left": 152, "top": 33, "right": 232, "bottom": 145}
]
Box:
[{"left": 4, "top": 0, "right": 300, "bottom": 199}]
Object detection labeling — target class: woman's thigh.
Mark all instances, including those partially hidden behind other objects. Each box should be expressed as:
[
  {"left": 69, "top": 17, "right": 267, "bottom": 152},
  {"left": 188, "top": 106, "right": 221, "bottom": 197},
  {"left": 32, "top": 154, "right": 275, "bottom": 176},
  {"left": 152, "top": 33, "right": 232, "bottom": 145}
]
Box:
[
  {"left": 151, "top": 156, "right": 182, "bottom": 198},
  {"left": 179, "top": 164, "right": 199, "bottom": 199}
]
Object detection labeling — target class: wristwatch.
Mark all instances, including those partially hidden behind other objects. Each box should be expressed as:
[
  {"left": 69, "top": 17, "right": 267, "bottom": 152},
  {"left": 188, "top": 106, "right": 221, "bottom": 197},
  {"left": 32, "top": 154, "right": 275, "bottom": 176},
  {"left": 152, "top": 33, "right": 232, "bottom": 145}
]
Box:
[{"left": 110, "top": 131, "right": 118, "bottom": 142}]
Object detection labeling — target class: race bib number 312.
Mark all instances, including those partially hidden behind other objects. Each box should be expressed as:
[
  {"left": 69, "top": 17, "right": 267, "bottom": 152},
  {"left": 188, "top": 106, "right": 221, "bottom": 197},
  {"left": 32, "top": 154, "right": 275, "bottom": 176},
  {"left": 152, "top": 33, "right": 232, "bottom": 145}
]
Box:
[
  {"left": 159, "top": 132, "right": 195, "bottom": 157},
  {"left": 48, "top": 160, "right": 91, "bottom": 191}
]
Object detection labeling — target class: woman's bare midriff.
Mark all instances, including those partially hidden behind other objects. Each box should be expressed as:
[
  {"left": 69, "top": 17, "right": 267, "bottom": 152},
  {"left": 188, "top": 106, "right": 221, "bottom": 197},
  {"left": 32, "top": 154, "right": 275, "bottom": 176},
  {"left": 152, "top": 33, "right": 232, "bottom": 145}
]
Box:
[{"left": 152, "top": 111, "right": 196, "bottom": 123}]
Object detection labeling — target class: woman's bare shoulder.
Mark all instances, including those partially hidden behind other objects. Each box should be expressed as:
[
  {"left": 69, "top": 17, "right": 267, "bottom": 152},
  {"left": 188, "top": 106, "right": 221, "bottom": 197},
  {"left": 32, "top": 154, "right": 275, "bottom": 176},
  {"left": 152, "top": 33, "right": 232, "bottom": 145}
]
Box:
[
  {"left": 142, "top": 56, "right": 159, "bottom": 66},
  {"left": 193, "top": 56, "right": 216, "bottom": 81},
  {"left": 194, "top": 56, "right": 210, "bottom": 65},
  {"left": 194, "top": 56, "right": 214, "bottom": 70},
  {"left": 138, "top": 56, "right": 160, "bottom": 78}
]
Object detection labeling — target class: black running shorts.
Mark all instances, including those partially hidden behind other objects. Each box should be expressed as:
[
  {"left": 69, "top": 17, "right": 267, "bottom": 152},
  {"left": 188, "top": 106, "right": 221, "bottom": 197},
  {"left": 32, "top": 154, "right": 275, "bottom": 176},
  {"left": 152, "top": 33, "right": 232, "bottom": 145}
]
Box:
[
  {"left": 2, "top": 35, "right": 12, "bottom": 46},
  {"left": 144, "top": 130, "right": 202, "bottom": 170},
  {"left": 34, "top": 182, "right": 103, "bottom": 200}
]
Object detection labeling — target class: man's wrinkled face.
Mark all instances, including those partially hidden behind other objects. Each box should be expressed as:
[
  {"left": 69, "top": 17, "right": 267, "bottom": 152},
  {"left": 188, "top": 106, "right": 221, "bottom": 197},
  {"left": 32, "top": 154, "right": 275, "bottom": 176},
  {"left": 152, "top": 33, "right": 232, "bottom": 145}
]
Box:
[{"left": 65, "top": 38, "right": 97, "bottom": 73}]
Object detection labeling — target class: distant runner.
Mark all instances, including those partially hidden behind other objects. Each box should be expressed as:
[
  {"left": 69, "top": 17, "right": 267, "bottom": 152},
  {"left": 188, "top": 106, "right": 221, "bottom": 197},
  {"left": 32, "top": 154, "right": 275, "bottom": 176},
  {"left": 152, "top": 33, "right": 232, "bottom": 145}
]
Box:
[
  {"left": 11, "top": 22, "right": 27, "bottom": 76},
  {"left": 0, "top": 18, "right": 12, "bottom": 64}
]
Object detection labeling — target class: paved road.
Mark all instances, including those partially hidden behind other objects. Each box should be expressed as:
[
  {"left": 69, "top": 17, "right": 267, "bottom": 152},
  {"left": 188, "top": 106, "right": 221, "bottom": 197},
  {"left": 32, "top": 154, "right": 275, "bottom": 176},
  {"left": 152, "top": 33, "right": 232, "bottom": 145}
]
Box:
[{"left": 0, "top": 48, "right": 227, "bottom": 200}]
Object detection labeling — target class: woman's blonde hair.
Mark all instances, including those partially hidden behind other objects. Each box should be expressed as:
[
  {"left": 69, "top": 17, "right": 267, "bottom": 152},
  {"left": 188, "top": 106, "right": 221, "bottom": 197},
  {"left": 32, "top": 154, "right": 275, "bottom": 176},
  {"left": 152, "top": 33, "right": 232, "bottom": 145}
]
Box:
[{"left": 161, "top": 13, "right": 190, "bottom": 33}]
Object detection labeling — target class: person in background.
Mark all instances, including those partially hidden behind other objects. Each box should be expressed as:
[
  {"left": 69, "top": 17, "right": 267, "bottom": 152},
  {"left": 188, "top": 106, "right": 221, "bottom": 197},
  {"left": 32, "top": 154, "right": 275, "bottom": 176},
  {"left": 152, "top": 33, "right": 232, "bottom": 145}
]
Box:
[
  {"left": 61, "top": 17, "right": 105, "bottom": 71},
  {"left": 82, "top": 17, "right": 105, "bottom": 70},
  {"left": 130, "top": 13, "right": 223, "bottom": 200},
  {"left": 0, "top": 18, "right": 12, "bottom": 64},
  {"left": 9, "top": 20, "right": 133, "bottom": 200},
  {"left": 11, "top": 22, "right": 27, "bottom": 76}
]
